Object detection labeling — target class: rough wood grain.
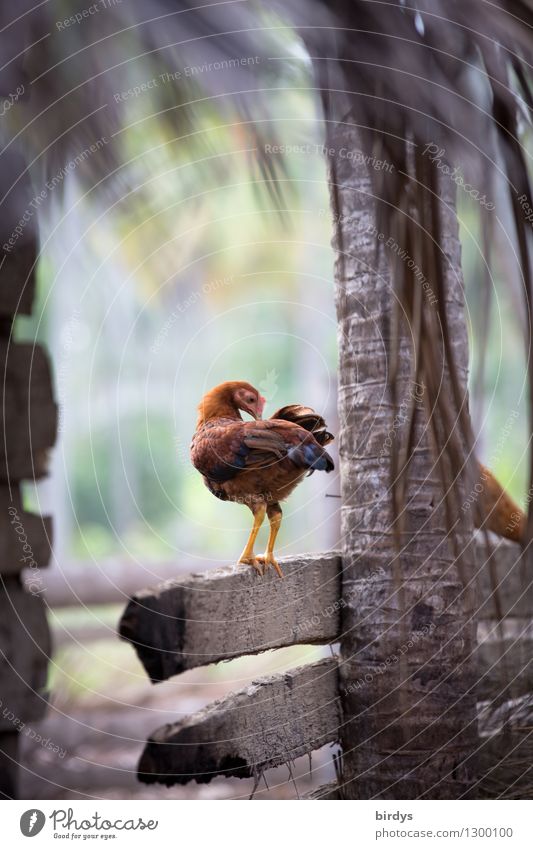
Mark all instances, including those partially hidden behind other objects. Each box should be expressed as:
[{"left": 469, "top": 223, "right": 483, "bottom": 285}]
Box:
[
  {"left": 0, "top": 341, "right": 57, "bottom": 480},
  {"left": 332, "top": 122, "right": 477, "bottom": 798},
  {"left": 119, "top": 552, "right": 342, "bottom": 682},
  {"left": 138, "top": 657, "right": 340, "bottom": 786},
  {"left": 0, "top": 577, "right": 51, "bottom": 732},
  {"left": 0, "top": 484, "right": 52, "bottom": 576}
]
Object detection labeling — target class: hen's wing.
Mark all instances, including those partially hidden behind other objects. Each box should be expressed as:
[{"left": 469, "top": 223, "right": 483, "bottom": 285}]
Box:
[{"left": 191, "top": 419, "right": 334, "bottom": 484}]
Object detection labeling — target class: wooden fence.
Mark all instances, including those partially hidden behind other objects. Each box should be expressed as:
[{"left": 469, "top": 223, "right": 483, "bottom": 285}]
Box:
[
  {"left": 119, "top": 535, "right": 532, "bottom": 796},
  {"left": 0, "top": 149, "right": 57, "bottom": 799}
]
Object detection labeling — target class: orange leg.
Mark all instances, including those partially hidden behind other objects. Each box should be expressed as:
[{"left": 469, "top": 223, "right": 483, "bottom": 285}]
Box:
[
  {"left": 257, "top": 504, "right": 283, "bottom": 578},
  {"left": 238, "top": 504, "right": 266, "bottom": 574}
]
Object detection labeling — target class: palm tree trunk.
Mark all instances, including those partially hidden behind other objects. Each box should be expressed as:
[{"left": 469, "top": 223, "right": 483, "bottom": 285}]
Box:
[{"left": 329, "top": 124, "right": 477, "bottom": 798}]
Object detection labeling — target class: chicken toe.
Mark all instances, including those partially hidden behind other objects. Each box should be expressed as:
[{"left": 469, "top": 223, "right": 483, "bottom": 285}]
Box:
[
  {"left": 256, "top": 553, "right": 284, "bottom": 579},
  {"left": 238, "top": 555, "right": 264, "bottom": 576}
]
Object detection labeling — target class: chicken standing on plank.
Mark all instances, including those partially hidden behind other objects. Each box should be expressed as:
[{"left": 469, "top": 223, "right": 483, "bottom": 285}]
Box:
[{"left": 190, "top": 380, "right": 335, "bottom": 577}]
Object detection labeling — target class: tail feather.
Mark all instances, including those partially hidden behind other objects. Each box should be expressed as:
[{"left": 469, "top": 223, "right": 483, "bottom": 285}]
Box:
[
  {"left": 287, "top": 440, "right": 334, "bottom": 473},
  {"left": 270, "top": 404, "right": 334, "bottom": 446}
]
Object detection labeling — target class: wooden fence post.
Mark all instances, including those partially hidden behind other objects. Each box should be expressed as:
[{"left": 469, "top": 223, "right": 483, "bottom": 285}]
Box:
[
  {"left": 0, "top": 146, "right": 57, "bottom": 798},
  {"left": 330, "top": 123, "right": 478, "bottom": 798},
  {"left": 118, "top": 534, "right": 527, "bottom": 796}
]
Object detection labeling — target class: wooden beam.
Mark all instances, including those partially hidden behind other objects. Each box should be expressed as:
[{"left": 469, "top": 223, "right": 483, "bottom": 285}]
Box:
[
  {"left": 0, "top": 577, "right": 50, "bottom": 732},
  {"left": 119, "top": 552, "right": 342, "bottom": 682},
  {"left": 0, "top": 341, "right": 57, "bottom": 480},
  {"left": 138, "top": 657, "right": 340, "bottom": 786},
  {"left": 118, "top": 536, "right": 527, "bottom": 684},
  {"left": 0, "top": 147, "right": 37, "bottom": 317},
  {"left": 0, "top": 241, "right": 37, "bottom": 317}
]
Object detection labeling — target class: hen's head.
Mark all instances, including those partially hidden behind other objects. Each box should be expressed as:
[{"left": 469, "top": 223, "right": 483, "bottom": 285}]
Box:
[{"left": 197, "top": 381, "right": 265, "bottom": 424}]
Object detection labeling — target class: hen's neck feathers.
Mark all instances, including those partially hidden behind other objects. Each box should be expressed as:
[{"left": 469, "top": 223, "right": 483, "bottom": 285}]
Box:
[{"left": 196, "top": 389, "right": 241, "bottom": 427}]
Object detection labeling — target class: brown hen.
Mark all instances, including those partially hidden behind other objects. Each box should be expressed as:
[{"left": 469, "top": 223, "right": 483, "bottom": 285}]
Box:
[{"left": 190, "top": 381, "right": 334, "bottom": 577}]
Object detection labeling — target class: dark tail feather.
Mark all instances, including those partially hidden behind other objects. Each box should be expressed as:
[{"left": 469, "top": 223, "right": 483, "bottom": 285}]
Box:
[
  {"left": 287, "top": 440, "right": 335, "bottom": 473},
  {"left": 270, "top": 404, "right": 334, "bottom": 446}
]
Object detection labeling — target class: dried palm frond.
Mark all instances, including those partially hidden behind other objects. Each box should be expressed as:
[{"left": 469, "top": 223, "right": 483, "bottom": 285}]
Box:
[{"left": 2, "top": 0, "right": 533, "bottom": 529}]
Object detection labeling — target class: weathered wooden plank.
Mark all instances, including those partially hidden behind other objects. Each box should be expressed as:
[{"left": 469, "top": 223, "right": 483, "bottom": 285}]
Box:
[
  {"left": 0, "top": 341, "right": 57, "bottom": 480},
  {"left": 138, "top": 657, "right": 340, "bottom": 786},
  {"left": 0, "top": 241, "right": 37, "bottom": 317},
  {"left": 0, "top": 485, "right": 52, "bottom": 577},
  {"left": 476, "top": 619, "right": 533, "bottom": 701},
  {"left": 0, "top": 146, "right": 37, "bottom": 318},
  {"left": 0, "top": 577, "right": 51, "bottom": 732},
  {"left": 119, "top": 552, "right": 342, "bottom": 682},
  {"left": 119, "top": 535, "right": 529, "bottom": 685}
]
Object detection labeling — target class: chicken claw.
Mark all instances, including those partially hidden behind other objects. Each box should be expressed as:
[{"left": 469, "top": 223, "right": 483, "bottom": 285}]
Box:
[
  {"left": 256, "top": 554, "right": 284, "bottom": 579},
  {"left": 238, "top": 556, "right": 264, "bottom": 576}
]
